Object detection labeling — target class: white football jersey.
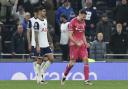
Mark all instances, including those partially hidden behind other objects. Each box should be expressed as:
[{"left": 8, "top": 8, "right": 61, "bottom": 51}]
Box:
[
  {"left": 29, "top": 17, "right": 39, "bottom": 47},
  {"left": 37, "top": 18, "right": 49, "bottom": 48},
  {"left": 60, "top": 22, "right": 70, "bottom": 45}
]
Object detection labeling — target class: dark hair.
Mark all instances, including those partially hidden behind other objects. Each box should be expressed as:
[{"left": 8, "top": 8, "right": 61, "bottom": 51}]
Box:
[
  {"left": 60, "top": 14, "right": 68, "bottom": 20},
  {"left": 37, "top": 6, "right": 46, "bottom": 12},
  {"left": 79, "top": 9, "right": 87, "bottom": 14},
  {"left": 33, "top": 7, "right": 38, "bottom": 13},
  {"left": 116, "top": 21, "right": 123, "bottom": 25}
]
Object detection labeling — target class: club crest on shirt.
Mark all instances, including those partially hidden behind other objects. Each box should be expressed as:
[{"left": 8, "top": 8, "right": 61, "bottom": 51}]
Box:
[{"left": 41, "top": 28, "right": 48, "bottom": 32}]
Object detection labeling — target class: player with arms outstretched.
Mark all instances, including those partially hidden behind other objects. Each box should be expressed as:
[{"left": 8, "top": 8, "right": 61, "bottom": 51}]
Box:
[{"left": 61, "top": 9, "right": 92, "bottom": 85}]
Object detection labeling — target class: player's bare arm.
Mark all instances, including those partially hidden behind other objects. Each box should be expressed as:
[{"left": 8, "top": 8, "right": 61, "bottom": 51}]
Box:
[
  {"left": 35, "top": 31, "right": 40, "bottom": 53},
  {"left": 47, "top": 30, "right": 54, "bottom": 50},
  {"left": 69, "top": 31, "right": 81, "bottom": 47}
]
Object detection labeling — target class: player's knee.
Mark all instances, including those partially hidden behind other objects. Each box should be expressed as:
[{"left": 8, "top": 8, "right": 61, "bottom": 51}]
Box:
[
  {"left": 43, "top": 57, "right": 48, "bottom": 61},
  {"left": 47, "top": 55, "right": 54, "bottom": 63},
  {"left": 68, "top": 63, "right": 74, "bottom": 68},
  {"left": 83, "top": 57, "right": 88, "bottom": 63},
  {"left": 49, "top": 57, "right": 54, "bottom": 63},
  {"left": 69, "top": 61, "right": 75, "bottom": 67}
]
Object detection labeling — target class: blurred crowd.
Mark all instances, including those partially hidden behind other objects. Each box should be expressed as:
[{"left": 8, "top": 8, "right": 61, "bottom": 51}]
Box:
[{"left": 0, "top": 0, "right": 128, "bottom": 61}]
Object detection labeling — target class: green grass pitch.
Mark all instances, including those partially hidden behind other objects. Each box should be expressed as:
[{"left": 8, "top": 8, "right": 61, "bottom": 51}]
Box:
[{"left": 0, "top": 80, "right": 128, "bottom": 89}]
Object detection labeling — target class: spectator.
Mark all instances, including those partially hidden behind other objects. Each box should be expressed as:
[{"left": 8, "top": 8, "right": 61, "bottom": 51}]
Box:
[
  {"left": 83, "top": 0, "right": 98, "bottom": 41},
  {"left": 23, "top": 0, "right": 32, "bottom": 14},
  {"left": 113, "top": 0, "right": 128, "bottom": 27},
  {"left": 90, "top": 33, "right": 106, "bottom": 61},
  {"left": 52, "top": 0, "right": 59, "bottom": 10},
  {"left": 11, "top": 25, "right": 26, "bottom": 55},
  {"left": 55, "top": 0, "right": 75, "bottom": 37},
  {"left": 96, "top": 14, "right": 112, "bottom": 42},
  {"left": 70, "top": 0, "right": 82, "bottom": 14},
  {"left": 22, "top": 12, "right": 31, "bottom": 33},
  {"left": 40, "top": 0, "right": 52, "bottom": 10},
  {"left": 22, "top": 12, "right": 31, "bottom": 54},
  {"left": 12, "top": 0, "right": 26, "bottom": 24},
  {"left": 60, "top": 14, "right": 69, "bottom": 61},
  {"left": 109, "top": 23, "right": 128, "bottom": 59}
]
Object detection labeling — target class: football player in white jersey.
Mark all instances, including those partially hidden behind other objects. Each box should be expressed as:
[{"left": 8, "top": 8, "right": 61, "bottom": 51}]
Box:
[
  {"left": 27, "top": 7, "right": 40, "bottom": 81},
  {"left": 34, "top": 6, "right": 54, "bottom": 84}
]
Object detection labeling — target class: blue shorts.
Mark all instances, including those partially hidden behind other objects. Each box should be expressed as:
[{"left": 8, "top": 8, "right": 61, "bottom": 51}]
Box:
[
  {"left": 31, "top": 46, "right": 52, "bottom": 57},
  {"left": 31, "top": 46, "right": 36, "bottom": 57},
  {"left": 33, "top": 47, "right": 52, "bottom": 57},
  {"left": 38, "top": 47, "right": 52, "bottom": 56}
]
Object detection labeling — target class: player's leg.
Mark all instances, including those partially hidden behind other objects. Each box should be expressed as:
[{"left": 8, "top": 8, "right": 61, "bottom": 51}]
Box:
[
  {"left": 83, "top": 57, "right": 93, "bottom": 85},
  {"left": 41, "top": 54, "right": 53, "bottom": 79},
  {"left": 38, "top": 56, "right": 48, "bottom": 85},
  {"left": 36, "top": 57, "right": 43, "bottom": 83},
  {"left": 61, "top": 46, "right": 77, "bottom": 85},
  {"left": 61, "top": 59, "right": 75, "bottom": 85},
  {"left": 80, "top": 46, "right": 92, "bottom": 85},
  {"left": 31, "top": 47, "right": 38, "bottom": 76},
  {"left": 31, "top": 46, "right": 41, "bottom": 82},
  {"left": 40, "top": 47, "right": 54, "bottom": 82}
]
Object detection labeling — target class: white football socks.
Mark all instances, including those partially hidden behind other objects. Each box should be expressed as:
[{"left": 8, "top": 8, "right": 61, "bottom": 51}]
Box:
[
  {"left": 41, "top": 60, "right": 51, "bottom": 80},
  {"left": 33, "top": 61, "right": 37, "bottom": 75}
]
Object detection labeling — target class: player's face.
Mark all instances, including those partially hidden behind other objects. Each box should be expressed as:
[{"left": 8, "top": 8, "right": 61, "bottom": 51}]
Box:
[
  {"left": 38, "top": 9, "right": 46, "bottom": 17},
  {"left": 60, "top": 17, "right": 67, "bottom": 23},
  {"left": 38, "top": 10, "right": 42, "bottom": 16},
  {"left": 80, "top": 13, "right": 86, "bottom": 20},
  {"left": 42, "top": 9, "right": 46, "bottom": 17}
]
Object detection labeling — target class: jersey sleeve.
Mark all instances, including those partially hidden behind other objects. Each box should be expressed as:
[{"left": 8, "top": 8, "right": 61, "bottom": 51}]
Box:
[
  {"left": 68, "top": 19, "right": 75, "bottom": 31},
  {"left": 28, "top": 20, "right": 32, "bottom": 29},
  {"left": 34, "top": 22, "right": 39, "bottom": 31}
]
